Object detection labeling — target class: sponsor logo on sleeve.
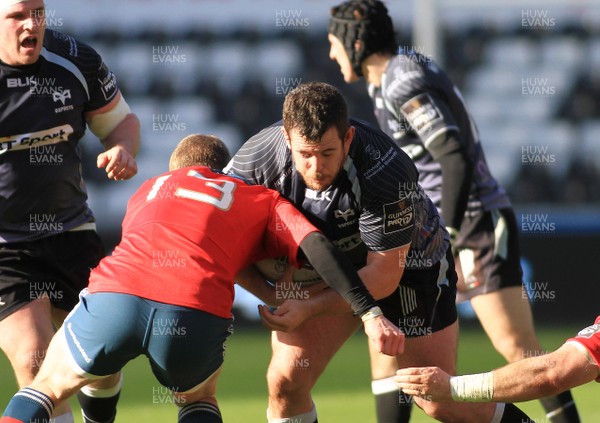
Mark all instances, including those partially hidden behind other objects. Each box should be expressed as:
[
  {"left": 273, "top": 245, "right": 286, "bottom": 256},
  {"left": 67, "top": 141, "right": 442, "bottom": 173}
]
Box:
[
  {"left": 98, "top": 63, "right": 118, "bottom": 101},
  {"left": 400, "top": 93, "right": 441, "bottom": 135},
  {"left": 383, "top": 199, "right": 414, "bottom": 234}
]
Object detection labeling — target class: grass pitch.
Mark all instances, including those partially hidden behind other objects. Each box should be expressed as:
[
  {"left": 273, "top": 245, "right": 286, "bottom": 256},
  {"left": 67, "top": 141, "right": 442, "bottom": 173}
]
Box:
[{"left": 0, "top": 323, "right": 597, "bottom": 422}]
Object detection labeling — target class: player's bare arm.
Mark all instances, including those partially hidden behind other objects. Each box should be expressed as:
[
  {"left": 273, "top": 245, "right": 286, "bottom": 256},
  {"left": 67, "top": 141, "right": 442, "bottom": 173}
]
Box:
[
  {"left": 259, "top": 244, "right": 409, "bottom": 356},
  {"left": 395, "top": 342, "right": 599, "bottom": 403},
  {"left": 86, "top": 91, "right": 140, "bottom": 181},
  {"left": 267, "top": 244, "right": 410, "bottom": 321},
  {"left": 235, "top": 266, "right": 279, "bottom": 306}
]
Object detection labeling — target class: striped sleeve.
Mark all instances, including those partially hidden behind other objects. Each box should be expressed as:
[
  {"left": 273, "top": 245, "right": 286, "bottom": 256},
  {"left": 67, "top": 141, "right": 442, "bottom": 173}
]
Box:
[{"left": 225, "top": 123, "right": 291, "bottom": 190}]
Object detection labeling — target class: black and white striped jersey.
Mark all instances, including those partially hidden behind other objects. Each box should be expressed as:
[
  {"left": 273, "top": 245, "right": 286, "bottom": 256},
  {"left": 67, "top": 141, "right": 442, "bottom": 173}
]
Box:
[
  {"left": 226, "top": 119, "right": 448, "bottom": 272},
  {"left": 368, "top": 53, "right": 510, "bottom": 214}
]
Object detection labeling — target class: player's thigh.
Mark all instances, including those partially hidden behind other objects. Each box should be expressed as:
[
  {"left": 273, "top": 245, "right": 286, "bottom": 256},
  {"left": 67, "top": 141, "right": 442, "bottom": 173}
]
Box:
[
  {"left": 173, "top": 365, "right": 223, "bottom": 405},
  {"left": 376, "top": 248, "right": 458, "bottom": 373},
  {"left": 470, "top": 286, "right": 541, "bottom": 360},
  {"left": 455, "top": 208, "right": 523, "bottom": 303},
  {"left": 32, "top": 325, "right": 97, "bottom": 402},
  {"left": 397, "top": 320, "right": 458, "bottom": 373},
  {"left": 146, "top": 303, "right": 233, "bottom": 393},
  {"left": 63, "top": 291, "right": 147, "bottom": 378},
  {"left": 0, "top": 298, "right": 55, "bottom": 384},
  {"left": 268, "top": 312, "right": 361, "bottom": 389}
]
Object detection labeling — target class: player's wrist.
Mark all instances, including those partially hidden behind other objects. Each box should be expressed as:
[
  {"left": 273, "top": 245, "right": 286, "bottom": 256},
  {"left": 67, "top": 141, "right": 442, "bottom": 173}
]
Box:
[
  {"left": 360, "top": 306, "right": 383, "bottom": 323},
  {"left": 449, "top": 372, "right": 494, "bottom": 401}
]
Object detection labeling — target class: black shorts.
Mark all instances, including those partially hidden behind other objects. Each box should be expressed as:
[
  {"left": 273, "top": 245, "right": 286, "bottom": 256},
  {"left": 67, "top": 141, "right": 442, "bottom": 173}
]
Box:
[
  {"left": 377, "top": 248, "right": 458, "bottom": 338},
  {"left": 0, "top": 230, "right": 105, "bottom": 321},
  {"left": 454, "top": 208, "right": 523, "bottom": 303}
]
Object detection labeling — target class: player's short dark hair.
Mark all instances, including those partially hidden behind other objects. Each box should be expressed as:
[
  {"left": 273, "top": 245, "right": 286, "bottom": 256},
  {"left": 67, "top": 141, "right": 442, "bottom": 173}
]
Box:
[
  {"left": 169, "top": 134, "right": 231, "bottom": 171},
  {"left": 282, "top": 82, "right": 349, "bottom": 142},
  {"left": 329, "top": 0, "right": 398, "bottom": 76}
]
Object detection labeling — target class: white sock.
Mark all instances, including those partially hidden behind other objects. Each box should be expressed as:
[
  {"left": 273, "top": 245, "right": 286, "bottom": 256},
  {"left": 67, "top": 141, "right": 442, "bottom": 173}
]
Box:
[
  {"left": 490, "top": 403, "right": 505, "bottom": 423},
  {"left": 53, "top": 412, "right": 75, "bottom": 423},
  {"left": 267, "top": 403, "right": 317, "bottom": 423},
  {"left": 371, "top": 376, "right": 398, "bottom": 395}
]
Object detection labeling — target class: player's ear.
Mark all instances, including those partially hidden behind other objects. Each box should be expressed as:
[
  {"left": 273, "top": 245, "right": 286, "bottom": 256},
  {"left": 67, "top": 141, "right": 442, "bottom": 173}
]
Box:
[
  {"left": 281, "top": 127, "right": 292, "bottom": 149},
  {"left": 343, "top": 126, "right": 355, "bottom": 154}
]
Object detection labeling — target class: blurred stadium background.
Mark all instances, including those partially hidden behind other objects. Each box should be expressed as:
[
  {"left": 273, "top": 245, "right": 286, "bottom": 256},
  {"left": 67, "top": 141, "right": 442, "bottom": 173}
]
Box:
[
  {"left": 1, "top": 1, "right": 599, "bottom": 422},
  {"left": 46, "top": 0, "right": 600, "bottom": 325}
]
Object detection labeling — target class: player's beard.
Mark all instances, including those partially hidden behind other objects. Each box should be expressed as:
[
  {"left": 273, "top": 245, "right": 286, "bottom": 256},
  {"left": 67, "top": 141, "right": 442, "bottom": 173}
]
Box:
[{"left": 301, "top": 165, "right": 343, "bottom": 192}]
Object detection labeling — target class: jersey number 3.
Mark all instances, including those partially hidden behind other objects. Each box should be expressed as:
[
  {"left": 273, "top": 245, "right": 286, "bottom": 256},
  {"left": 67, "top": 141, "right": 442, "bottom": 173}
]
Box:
[{"left": 146, "top": 170, "right": 236, "bottom": 211}]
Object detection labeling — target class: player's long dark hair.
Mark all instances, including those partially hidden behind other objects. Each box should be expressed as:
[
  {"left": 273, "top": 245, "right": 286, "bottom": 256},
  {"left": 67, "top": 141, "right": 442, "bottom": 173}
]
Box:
[{"left": 282, "top": 82, "right": 350, "bottom": 142}]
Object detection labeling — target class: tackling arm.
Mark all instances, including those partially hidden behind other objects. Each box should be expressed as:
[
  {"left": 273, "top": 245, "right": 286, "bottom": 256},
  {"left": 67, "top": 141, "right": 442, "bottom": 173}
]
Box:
[{"left": 395, "top": 342, "right": 599, "bottom": 402}]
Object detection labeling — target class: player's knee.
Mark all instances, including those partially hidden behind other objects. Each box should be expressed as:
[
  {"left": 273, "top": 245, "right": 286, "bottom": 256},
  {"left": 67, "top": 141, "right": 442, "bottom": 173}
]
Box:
[
  {"left": 9, "top": 344, "right": 48, "bottom": 382},
  {"left": 493, "top": 335, "right": 540, "bottom": 363},
  {"left": 267, "top": 371, "right": 310, "bottom": 402}
]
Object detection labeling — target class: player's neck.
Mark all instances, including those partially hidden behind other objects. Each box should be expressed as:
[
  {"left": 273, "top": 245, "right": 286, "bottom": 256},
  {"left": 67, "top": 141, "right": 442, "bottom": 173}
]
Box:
[{"left": 362, "top": 53, "right": 391, "bottom": 88}]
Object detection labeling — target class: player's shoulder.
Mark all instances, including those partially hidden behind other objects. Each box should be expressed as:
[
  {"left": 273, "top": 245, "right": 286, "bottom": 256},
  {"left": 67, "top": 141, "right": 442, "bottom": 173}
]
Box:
[
  {"left": 349, "top": 118, "right": 418, "bottom": 180},
  {"left": 42, "top": 29, "right": 102, "bottom": 66},
  {"left": 227, "top": 121, "right": 290, "bottom": 188},
  {"left": 384, "top": 53, "right": 437, "bottom": 96},
  {"left": 350, "top": 118, "right": 395, "bottom": 150}
]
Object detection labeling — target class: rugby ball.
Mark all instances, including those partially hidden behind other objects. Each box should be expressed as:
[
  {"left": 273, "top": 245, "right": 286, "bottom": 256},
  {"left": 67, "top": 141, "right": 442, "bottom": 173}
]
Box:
[{"left": 255, "top": 256, "right": 323, "bottom": 286}]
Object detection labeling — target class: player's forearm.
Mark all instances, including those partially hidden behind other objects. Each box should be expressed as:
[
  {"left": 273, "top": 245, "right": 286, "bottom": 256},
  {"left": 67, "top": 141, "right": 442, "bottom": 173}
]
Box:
[
  {"left": 451, "top": 352, "right": 567, "bottom": 403},
  {"left": 428, "top": 133, "right": 472, "bottom": 230},
  {"left": 299, "top": 232, "right": 376, "bottom": 317},
  {"left": 491, "top": 344, "right": 596, "bottom": 402},
  {"left": 101, "top": 113, "right": 140, "bottom": 156},
  {"left": 235, "top": 266, "right": 277, "bottom": 306}
]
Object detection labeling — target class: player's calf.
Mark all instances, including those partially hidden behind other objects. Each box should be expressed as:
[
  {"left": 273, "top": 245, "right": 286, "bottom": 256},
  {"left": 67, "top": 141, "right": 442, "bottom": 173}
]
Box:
[
  {"left": 1, "top": 387, "right": 54, "bottom": 423},
  {"left": 178, "top": 402, "right": 222, "bottom": 423},
  {"left": 77, "top": 373, "right": 123, "bottom": 423}
]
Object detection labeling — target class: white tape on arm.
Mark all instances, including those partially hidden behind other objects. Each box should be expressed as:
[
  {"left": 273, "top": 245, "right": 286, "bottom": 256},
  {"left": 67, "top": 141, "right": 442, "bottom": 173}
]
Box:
[
  {"left": 449, "top": 372, "right": 494, "bottom": 402},
  {"left": 88, "top": 95, "right": 131, "bottom": 140}
]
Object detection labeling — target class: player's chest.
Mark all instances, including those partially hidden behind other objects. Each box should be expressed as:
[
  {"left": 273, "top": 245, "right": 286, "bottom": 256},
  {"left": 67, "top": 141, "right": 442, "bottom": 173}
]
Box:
[
  {"left": 287, "top": 176, "right": 361, "bottom": 240},
  {"left": 1, "top": 71, "right": 87, "bottom": 135}
]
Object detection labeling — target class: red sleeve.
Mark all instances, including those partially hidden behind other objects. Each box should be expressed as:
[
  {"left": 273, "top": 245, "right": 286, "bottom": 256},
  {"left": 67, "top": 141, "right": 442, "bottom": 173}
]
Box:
[
  {"left": 264, "top": 195, "right": 319, "bottom": 267},
  {"left": 566, "top": 316, "right": 600, "bottom": 382}
]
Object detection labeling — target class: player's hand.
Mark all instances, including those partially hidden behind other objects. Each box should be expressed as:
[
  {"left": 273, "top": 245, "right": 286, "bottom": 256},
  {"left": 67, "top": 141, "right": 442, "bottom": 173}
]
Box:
[
  {"left": 258, "top": 300, "right": 315, "bottom": 332},
  {"left": 395, "top": 367, "right": 452, "bottom": 401},
  {"left": 97, "top": 145, "right": 137, "bottom": 180},
  {"left": 363, "top": 315, "right": 405, "bottom": 356}
]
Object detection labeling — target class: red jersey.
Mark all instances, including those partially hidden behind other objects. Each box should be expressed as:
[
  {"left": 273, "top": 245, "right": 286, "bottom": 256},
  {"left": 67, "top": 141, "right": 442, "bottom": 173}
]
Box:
[
  {"left": 89, "top": 166, "right": 319, "bottom": 318},
  {"left": 566, "top": 315, "right": 600, "bottom": 382}
]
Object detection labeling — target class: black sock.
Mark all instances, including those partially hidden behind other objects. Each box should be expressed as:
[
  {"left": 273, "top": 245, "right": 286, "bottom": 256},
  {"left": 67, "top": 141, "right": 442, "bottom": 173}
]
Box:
[
  {"left": 539, "top": 390, "right": 580, "bottom": 423},
  {"left": 77, "top": 390, "right": 120, "bottom": 423},
  {"left": 178, "top": 402, "right": 222, "bottom": 423},
  {"left": 499, "top": 403, "right": 534, "bottom": 422}
]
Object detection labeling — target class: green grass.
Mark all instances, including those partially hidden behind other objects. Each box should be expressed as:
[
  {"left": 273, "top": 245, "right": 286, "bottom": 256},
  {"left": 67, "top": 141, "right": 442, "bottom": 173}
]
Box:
[{"left": 1, "top": 324, "right": 597, "bottom": 422}]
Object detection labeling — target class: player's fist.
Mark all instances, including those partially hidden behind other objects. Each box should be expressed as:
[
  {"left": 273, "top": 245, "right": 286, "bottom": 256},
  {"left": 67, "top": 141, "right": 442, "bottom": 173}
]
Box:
[
  {"left": 363, "top": 315, "right": 404, "bottom": 356},
  {"left": 97, "top": 145, "right": 137, "bottom": 180}
]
